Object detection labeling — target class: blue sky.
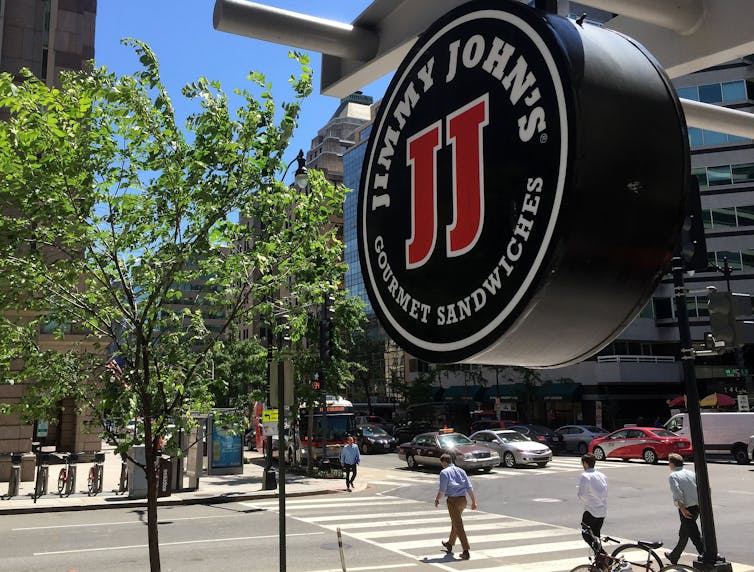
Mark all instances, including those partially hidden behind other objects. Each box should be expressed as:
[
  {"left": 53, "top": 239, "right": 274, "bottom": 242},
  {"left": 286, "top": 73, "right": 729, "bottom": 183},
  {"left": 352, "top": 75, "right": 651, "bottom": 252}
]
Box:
[{"left": 94, "top": 1, "right": 392, "bottom": 184}]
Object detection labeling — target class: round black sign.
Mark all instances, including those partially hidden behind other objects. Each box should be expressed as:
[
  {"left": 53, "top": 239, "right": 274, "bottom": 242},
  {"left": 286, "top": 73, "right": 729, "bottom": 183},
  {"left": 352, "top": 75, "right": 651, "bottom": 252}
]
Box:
[{"left": 358, "top": 0, "right": 688, "bottom": 366}]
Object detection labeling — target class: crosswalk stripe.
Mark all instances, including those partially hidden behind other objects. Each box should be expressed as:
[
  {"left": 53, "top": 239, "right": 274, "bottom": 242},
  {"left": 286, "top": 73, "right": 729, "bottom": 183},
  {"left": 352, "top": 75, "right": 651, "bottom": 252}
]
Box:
[
  {"left": 303, "top": 511, "right": 502, "bottom": 524},
  {"left": 382, "top": 527, "right": 576, "bottom": 551},
  {"left": 457, "top": 556, "right": 589, "bottom": 572},
  {"left": 245, "top": 499, "right": 416, "bottom": 511},
  {"left": 320, "top": 514, "right": 504, "bottom": 530},
  {"left": 247, "top": 495, "right": 400, "bottom": 507},
  {"left": 476, "top": 539, "right": 586, "bottom": 559},
  {"left": 348, "top": 519, "right": 538, "bottom": 539}
]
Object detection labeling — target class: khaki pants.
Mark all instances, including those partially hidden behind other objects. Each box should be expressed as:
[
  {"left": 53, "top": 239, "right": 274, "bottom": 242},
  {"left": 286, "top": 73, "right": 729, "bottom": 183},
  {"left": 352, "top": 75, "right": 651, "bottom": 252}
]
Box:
[{"left": 446, "top": 496, "right": 469, "bottom": 551}]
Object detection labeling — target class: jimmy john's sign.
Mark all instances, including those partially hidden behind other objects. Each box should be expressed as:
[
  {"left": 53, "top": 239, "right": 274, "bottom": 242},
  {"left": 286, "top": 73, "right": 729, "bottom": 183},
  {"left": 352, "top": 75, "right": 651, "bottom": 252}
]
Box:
[{"left": 358, "top": 0, "right": 688, "bottom": 367}]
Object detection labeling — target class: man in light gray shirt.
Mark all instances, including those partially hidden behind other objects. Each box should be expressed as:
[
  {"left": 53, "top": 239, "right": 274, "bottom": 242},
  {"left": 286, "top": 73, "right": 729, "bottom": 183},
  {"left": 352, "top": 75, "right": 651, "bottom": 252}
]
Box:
[
  {"left": 665, "top": 453, "right": 705, "bottom": 564},
  {"left": 578, "top": 453, "right": 608, "bottom": 550}
]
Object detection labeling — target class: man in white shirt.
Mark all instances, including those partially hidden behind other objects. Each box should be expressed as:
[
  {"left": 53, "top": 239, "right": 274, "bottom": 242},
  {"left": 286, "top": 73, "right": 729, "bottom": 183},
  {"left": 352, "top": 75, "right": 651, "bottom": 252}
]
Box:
[{"left": 578, "top": 453, "right": 608, "bottom": 550}]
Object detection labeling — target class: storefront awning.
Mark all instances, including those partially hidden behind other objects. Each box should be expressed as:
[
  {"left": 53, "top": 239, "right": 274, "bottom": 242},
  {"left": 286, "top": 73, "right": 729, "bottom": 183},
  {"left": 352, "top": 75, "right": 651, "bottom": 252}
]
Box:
[
  {"left": 487, "top": 382, "right": 527, "bottom": 399},
  {"left": 441, "top": 385, "right": 485, "bottom": 401},
  {"left": 536, "top": 383, "right": 581, "bottom": 401}
]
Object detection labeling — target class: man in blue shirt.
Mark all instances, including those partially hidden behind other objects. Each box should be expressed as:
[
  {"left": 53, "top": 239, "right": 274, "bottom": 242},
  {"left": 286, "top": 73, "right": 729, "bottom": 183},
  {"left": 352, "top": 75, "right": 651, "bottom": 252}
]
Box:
[
  {"left": 665, "top": 453, "right": 705, "bottom": 564},
  {"left": 340, "top": 436, "right": 360, "bottom": 492},
  {"left": 434, "top": 453, "right": 477, "bottom": 560}
]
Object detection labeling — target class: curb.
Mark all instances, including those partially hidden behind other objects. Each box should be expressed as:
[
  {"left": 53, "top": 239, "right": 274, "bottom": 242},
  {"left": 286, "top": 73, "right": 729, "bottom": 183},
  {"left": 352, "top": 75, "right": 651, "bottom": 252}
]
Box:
[{"left": 0, "top": 487, "right": 339, "bottom": 516}]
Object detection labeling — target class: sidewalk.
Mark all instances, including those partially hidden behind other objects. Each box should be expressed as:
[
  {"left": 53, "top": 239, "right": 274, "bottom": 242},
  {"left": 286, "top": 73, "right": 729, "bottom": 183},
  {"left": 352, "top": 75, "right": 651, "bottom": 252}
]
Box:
[{"left": 0, "top": 445, "right": 353, "bottom": 515}]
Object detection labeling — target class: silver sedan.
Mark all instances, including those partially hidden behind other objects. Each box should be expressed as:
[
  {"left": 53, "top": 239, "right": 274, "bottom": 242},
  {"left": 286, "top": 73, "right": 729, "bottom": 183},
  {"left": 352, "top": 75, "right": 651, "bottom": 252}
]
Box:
[{"left": 470, "top": 429, "right": 552, "bottom": 468}]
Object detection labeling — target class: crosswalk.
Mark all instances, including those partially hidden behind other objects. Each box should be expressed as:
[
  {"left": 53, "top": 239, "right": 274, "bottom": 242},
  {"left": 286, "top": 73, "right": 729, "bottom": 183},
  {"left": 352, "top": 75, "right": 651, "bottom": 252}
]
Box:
[
  {"left": 242, "top": 494, "right": 593, "bottom": 571},
  {"left": 370, "top": 457, "right": 636, "bottom": 489}
]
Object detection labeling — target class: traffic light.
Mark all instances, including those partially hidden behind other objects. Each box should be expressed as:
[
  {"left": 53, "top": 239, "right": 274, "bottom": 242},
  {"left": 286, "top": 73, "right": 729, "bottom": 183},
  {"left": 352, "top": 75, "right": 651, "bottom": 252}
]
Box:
[
  {"left": 680, "top": 178, "right": 708, "bottom": 271},
  {"left": 708, "top": 291, "right": 741, "bottom": 346}
]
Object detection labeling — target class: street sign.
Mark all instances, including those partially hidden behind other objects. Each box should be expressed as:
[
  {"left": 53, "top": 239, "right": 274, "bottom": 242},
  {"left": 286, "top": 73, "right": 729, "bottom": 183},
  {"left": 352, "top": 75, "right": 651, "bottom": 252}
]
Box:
[
  {"left": 738, "top": 394, "right": 750, "bottom": 412},
  {"left": 724, "top": 368, "right": 749, "bottom": 376},
  {"left": 262, "top": 409, "right": 279, "bottom": 422}
]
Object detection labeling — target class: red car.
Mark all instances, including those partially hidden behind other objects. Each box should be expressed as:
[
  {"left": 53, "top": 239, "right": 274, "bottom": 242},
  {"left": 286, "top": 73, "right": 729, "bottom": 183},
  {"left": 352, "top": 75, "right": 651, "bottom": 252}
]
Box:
[{"left": 589, "top": 427, "right": 692, "bottom": 464}]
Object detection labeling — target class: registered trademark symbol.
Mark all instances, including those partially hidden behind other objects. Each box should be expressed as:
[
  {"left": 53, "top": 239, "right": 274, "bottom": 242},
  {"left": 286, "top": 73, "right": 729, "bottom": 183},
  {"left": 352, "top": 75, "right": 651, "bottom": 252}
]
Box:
[{"left": 539, "top": 132, "right": 548, "bottom": 143}]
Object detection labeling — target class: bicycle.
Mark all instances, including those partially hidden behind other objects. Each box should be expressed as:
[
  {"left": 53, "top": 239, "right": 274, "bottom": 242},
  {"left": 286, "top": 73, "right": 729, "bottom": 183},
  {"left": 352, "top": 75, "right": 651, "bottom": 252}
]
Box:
[
  {"left": 32, "top": 453, "right": 50, "bottom": 503},
  {"left": 57, "top": 453, "right": 78, "bottom": 497},
  {"left": 87, "top": 453, "right": 105, "bottom": 496},
  {"left": 570, "top": 525, "right": 664, "bottom": 572}
]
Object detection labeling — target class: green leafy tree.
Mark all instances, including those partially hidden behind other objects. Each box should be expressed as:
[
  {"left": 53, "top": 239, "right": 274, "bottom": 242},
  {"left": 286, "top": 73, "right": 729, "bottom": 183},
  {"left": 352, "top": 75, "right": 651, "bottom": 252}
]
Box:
[{"left": 0, "top": 40, "right": 344, "bottom": 571}]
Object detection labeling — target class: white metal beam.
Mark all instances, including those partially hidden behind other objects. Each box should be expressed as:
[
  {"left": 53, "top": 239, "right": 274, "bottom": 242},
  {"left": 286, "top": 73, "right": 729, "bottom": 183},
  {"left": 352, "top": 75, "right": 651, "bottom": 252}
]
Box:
[
  {"left": 601, "top": 0, "right": 754, "bottom": 79},
  {"left": 681, "top": 99, "right": 754, "bottom": 140},
  {"left": 212, "top": 0, "right": 754, "bottom": 139},
  {"left": 213, "top": 0, "right": 378, "bottom": 61}
]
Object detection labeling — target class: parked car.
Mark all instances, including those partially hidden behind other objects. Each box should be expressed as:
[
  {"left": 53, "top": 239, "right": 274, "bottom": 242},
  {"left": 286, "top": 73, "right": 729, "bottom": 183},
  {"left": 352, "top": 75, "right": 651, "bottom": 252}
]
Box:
[
  {"left": 748, "top": 434, "right": 754, "bottom": 463},
  {"left": 470, "top": 429, "right": 552, "bottom": 468},
  {"left": 589, "top": 427, "right": 692, "bottom": 464},
  {"left": 469, "top": 419, "right": 513, "bottom": 433},
  {"left": 398, "top": 429, "right": 499, "bottom": 472},
  {"left": 354, "top": 415, "right": 395, "bottom": 435},
  {"left": 393, "top": 420, "right": 438, "bottom": 444},
  {"left": 507, "top": 424, "right": 566, "bottom": 454},
  {"left": 354, "top": 424, "right": 397, "bottom": 454},
  {"left": 554, "top": 425, "right": 609, "bottom": 454}
]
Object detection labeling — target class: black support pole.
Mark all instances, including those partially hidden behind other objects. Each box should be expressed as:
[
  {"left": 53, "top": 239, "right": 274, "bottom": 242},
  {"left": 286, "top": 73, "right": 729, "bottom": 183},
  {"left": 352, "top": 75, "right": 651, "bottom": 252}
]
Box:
[
  {"left": 672, "top": 256, "right": 732, "bottom": 572},
  {"left": 277, "top": 327, "right": 286, "bottom": 572}
]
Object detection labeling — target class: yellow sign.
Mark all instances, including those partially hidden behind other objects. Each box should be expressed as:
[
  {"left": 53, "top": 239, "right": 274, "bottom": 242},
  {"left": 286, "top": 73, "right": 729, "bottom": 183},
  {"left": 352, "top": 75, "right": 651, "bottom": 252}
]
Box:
[{"left": 262, "top": 409, "right": 279, "bottom": 422}]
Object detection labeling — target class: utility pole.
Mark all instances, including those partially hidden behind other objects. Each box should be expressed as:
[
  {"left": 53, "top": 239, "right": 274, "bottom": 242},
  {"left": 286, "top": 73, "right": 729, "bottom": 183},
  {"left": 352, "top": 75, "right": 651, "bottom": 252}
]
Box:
[
  {"left": 672, "top": 256, "right": 732, "bottom": 572},
  {"left": 319, "top": 298, "right": 330, "bottom": 466},
  {"left": 276, "top": 318, "right": 288, "bottom": 572}
]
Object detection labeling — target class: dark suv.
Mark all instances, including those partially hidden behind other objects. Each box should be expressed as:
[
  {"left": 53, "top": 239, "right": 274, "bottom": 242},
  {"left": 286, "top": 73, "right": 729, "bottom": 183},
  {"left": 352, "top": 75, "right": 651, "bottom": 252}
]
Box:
[
  {"left": 393, "top": 421, "right": 438, "bottom": 444},
  {"left": 354, "top": 415, "right": 395, "bottom": 435}
]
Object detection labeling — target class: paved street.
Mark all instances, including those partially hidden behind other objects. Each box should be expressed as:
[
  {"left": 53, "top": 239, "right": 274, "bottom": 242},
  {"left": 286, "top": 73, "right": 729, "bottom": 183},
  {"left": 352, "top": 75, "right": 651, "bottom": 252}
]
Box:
[{"left": 1, "top": 452, "right": 752, "bottom": 571}]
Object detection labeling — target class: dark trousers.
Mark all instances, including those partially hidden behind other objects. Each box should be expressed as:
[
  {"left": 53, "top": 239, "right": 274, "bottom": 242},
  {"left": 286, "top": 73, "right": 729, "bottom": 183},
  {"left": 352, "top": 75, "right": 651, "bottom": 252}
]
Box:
[
  {"left": 344, "top": 463, "right": 357, "bottom": 487},
  {"left": 668, "top": 505, "right": 704, "bottom": 563},
  {"left": 581, "top": 511, "right": 605, "bottom": 552}
]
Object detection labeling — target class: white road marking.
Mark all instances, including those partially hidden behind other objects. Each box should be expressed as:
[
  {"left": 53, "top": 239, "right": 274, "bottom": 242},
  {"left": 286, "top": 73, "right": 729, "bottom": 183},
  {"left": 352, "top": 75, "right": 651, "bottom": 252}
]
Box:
[
  {"left": 382, "top": 527, "right": 576, "bottom": 551},
  {"left": 323, "top": 514, "right": 502, "bottom": 530},
  {"left": 348, "top": 519, "right": 536, "bottom": 539},
  {"left": 309, "top": 565, "right": 417, "bottom": 572},
  {"left": 33, "top": 532, "right": 325, "bottom": 556},
  {"left": 13, "top": 514, "right": 240, "bottom": 531}
]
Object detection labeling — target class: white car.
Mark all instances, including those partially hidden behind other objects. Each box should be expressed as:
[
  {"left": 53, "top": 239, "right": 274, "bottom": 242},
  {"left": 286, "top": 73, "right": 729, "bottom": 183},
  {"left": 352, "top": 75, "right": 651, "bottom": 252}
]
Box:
[
  {"left": 748, "top": 434, "right": 754, "bottom": 463},
  {"left": 470, "top": 429, "right": 552, "bottom": 468}
]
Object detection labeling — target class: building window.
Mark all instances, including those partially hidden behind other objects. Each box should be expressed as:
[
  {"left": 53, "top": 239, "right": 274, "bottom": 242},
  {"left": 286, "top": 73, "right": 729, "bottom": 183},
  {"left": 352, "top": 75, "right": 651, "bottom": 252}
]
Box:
[
  {"left": 707, "top": 165, "right": 732, "bottom": 186},
  {"left": 732, "top": 163, "right": 754, "bottom": 184},
  {"left": 718, "top": 251, "right": 742, "bottom": 270},
  {"left": 698, "top": 83, "right": 723, "bottom": 103},
  {"left": 710, "top": 207, "right": 737, "bottom": 228},
  {"left": 721, "top": 80, "right": 747, "bottom": 101},
  {"left": 653, "top": 297, "right": 673, "bottom": 320},
  {"left": 742, "top": 250, "right": 754, "bottom": 272}
]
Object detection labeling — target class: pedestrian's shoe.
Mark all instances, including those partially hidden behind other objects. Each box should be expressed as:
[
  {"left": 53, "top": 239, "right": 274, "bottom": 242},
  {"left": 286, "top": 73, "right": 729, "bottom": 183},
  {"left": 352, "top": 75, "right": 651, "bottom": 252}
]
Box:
[
  {"left": 459, "top": 551, "right": 470, "bottom": 560},
  {"left": 346, "top": 486, "right": 351, "bottom": 492},
  {"left": 664, "top": 551, "right": 677, "bottom": 565},
  {"left": 441, "top": 541, "right": 453, "bottom": 553}
]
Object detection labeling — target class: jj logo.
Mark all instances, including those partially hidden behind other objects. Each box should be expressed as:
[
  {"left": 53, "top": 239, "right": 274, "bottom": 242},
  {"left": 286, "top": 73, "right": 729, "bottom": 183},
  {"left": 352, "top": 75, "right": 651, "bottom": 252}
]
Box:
[{"left": 405, "top": 93, "right": 489, "bottom": 269}]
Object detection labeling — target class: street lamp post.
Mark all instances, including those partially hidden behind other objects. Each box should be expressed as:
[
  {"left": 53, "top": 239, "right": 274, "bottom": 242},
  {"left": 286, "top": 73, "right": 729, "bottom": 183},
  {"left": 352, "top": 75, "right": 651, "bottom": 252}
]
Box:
[{"left": 672, "top": 256, "right": 732, "bottom": 572}]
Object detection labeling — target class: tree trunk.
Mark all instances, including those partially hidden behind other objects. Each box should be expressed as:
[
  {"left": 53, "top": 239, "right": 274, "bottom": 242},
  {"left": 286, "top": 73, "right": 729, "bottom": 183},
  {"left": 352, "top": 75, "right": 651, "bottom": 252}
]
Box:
[{"left": 144, "top": 432, "right": 161, "bottom": 571}]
